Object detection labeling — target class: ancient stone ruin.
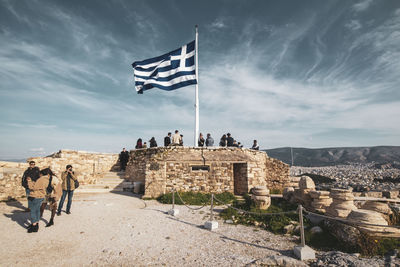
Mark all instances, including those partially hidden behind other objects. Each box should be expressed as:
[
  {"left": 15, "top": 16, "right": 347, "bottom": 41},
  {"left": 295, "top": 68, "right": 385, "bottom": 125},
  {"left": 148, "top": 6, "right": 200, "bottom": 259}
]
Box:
[
  {"left": 251, "top": 186, "right": 271, "bottom": 210},
  {"left": 125, "top": 146, "right": 289, "bottom": 198}
]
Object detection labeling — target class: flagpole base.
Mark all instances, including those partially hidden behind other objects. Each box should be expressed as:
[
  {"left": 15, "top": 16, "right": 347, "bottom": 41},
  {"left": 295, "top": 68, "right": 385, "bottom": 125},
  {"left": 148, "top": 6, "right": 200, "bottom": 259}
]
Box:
[
  {"left": 204, "top": 221, "right": 218, "bottom": 231},
  {"left": 168, "top": 209, "right": 179, "bottom": 216}
]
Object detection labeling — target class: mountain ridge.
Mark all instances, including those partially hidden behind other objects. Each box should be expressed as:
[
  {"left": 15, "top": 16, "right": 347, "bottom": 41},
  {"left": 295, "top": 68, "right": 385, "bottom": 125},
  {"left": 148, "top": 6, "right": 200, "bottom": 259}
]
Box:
[{"left": 264, "top": 146, "right": 400, "bottom": 167}]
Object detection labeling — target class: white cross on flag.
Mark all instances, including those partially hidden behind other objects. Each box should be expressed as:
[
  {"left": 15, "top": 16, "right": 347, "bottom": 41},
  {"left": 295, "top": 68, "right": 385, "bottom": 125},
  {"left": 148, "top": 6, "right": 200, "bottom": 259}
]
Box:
[{"left": 132, "top": 41, "right": 197, "bottom": 94}]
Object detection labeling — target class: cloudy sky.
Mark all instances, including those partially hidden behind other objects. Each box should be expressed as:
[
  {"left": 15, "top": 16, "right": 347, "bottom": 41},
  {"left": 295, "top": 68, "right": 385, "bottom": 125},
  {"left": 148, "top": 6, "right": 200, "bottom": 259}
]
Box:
[{"left": 1, "top": 0, "right": 399, "bottom": 159}]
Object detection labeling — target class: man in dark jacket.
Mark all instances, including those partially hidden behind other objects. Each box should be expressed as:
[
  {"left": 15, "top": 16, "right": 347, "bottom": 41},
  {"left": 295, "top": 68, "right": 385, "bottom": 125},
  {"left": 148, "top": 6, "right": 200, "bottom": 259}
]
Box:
[
  {"left": 164, "top": 132, "right": 171, "bottom": 146},
  {"left": 22, "top": 161, "right": 40, "bottom": 211},
  {"left": 119, "top": 148, "right": 129, "bottom": 171},
  {"left": 226, "top": 133, "right": 234, "bottom": 147}
]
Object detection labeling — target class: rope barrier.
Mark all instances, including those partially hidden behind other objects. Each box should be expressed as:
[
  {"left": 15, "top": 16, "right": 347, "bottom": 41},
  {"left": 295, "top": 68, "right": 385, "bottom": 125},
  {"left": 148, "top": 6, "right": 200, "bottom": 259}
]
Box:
[
  {"left": 174, "top": 190, "right": 210, "bottom": 211},
  {"left": 303, "top": 208, "right": 400, "bottom": 229},
  {"left": 213, "top": 195, "right": 298, "bottom": 216}
]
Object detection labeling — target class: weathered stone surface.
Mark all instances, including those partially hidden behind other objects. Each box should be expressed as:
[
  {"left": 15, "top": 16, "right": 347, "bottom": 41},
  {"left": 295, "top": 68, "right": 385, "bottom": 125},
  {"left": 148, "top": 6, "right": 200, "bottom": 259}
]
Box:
[
  {"left": 125, "top": 147, "right": 289, "bottom": 198},
  {"left": 361, "top": 201, "right": 392, "bottom": 215},
  {"left": 326, "top": 188, "right": 357, "bottom": 218},
  {"left": 299, "top": 176, "right": 315, "bottom": 190},
  {"left": 0, "top": 150, "right": 119, "bottom": 201}
]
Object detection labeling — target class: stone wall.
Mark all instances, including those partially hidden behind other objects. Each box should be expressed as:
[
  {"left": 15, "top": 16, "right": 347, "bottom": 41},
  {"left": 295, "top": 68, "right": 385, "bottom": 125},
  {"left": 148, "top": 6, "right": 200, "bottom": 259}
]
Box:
[
  {"left": 125, "top": 146, "right": 289, "bottom": 198},
  {"left": 29, "top": 150, "right": 119, "bottom": 184},
  {"left": 0, "top": 150, "right": 119, "bottom": 201},
  {"left": 0, "top": 161, "right": 28, "bottom": 201}
]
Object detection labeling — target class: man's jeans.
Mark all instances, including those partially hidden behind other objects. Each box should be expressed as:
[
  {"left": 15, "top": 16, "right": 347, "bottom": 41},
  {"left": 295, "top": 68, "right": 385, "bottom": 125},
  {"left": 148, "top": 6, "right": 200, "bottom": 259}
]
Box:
[
  {"left": 29, "top": 198, "right": 44, "bottom": 223},
  {"left": 57, "top": 190, "right": 74, "bottom": 213}
]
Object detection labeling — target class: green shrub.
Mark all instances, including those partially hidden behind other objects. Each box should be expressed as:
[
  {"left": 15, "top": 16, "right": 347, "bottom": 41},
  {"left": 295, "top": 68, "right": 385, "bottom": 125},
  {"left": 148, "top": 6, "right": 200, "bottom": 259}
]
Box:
[
  {"left": 157, "top": 191, "right": 236, "bottom": 205},
  {"left": 220, "top": 196, "right": 299, "bottom": 234}
]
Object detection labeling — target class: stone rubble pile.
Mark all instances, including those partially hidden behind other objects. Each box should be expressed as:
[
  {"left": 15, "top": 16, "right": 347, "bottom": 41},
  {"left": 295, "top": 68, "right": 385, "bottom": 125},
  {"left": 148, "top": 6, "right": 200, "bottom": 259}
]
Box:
[
  {"left": 309, "top": 190, "right": 332, "bottom": 213},
  {"left": 251, "top": 186, "right": 271, "bottom": 210},
  {"left": 326, "top": 188, "right": 357, "bottom": 218}
]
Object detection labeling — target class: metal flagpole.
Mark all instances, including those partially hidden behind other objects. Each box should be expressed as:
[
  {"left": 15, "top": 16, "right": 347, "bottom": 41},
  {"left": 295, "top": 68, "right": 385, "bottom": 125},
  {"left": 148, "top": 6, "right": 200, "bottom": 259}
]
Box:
[{"left": 194, "top": 25, "right": 199, "bottom": 147}]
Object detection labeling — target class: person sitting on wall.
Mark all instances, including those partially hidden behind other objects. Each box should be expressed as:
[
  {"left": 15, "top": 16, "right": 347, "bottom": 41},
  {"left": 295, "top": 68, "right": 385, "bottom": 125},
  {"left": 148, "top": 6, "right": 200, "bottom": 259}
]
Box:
[
  {"left": 143, "top": 142, "right": 147, "bottom": 148},
  {"left": 40, "top": 168, "right": 61, "bottom": 227},
  {"left": 198, "top": 133, "right": 205, "bottom": 147},
  {"left": 226, "top": 133, "right": 234, "bottom": 147},
  {"left": 57, "top": 165, "right": 78, "bottom": 216},
  {"left": 119, "top": 148, "right": 129, "bottom": 171},
  {"left": 22, "top": 161, "right": 40, "bottom": 212},
  {"left": 149, "top": 137, "right": 157, "bottom": 148},
  {"left": 206, "top": 133, "right": 214, "bottom": 147},
  {"left": 172, "top": 130, "right": 180, "bottom": 145},
  {"left": 233, "top": 140, "right": 239, "bottom": 147},
  {"left": 135, "top": 138, "right": 143, "bottom": 149},
  {"left": 251, "top": 140, "right": 260, "bottom": 150},
  {"left": 164, "top": 132, "right": 171, "bottom": 147},
  {"left": 179, "top": 135, "right": 184, "bottom": 146},
  {"left": 26, "top": 168, "right": 52, "bottom": 233},
  {"left": 219, "top": 134, "right": 227, "bottom": 147},
  {"left": 237, "top": 142, "right": 243, "bottom": 148}
]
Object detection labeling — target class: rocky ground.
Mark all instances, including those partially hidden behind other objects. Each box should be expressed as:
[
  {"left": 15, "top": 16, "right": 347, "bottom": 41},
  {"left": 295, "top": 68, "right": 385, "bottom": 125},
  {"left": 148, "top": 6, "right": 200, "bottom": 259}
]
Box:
[
  {"left": 1, "top": 192, "right": 397, "bottom": 266},
  {"left": 291, "top": 163, "right": 400, "bottom": 192}
]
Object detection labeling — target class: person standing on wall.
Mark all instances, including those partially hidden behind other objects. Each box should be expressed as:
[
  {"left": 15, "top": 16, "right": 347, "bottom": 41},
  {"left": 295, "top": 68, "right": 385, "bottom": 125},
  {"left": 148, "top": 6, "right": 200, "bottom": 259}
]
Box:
[
  {"left": 119, "top": 148, "right": 129, "bottom": 171},
  {"left": 26, "top": 168, "right": 52, "bottom": 233},
  {"left": 164, "top": 132, "right": 171, "bottom": 147},
  {"left": 57, "top": 165, "right": 77, "bottom": 216},
  {"left": 21, "top": 161, "right": 40, "bottom": 212}
]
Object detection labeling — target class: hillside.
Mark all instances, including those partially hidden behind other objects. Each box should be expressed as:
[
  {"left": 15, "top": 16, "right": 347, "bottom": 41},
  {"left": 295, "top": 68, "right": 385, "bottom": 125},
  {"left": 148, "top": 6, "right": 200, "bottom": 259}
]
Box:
[{"left": 264, "top": 146, "right": 400, "bottom": 167}]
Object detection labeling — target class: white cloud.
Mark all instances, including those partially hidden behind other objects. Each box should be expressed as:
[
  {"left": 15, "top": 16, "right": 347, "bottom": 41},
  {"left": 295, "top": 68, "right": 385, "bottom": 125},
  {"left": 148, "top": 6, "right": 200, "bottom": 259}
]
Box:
[
  {"left": 345, "top": 20, "right": 362, "bottom": 31},
  {"left": 353, "top": 0, "right": 373, "bottom": 12}
]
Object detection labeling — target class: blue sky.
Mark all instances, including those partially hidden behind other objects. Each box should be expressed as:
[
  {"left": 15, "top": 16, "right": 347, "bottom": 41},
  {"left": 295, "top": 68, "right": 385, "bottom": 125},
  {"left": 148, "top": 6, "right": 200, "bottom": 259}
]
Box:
[{"left": 1, "top": 0, "right": 399, "bottom": 159}]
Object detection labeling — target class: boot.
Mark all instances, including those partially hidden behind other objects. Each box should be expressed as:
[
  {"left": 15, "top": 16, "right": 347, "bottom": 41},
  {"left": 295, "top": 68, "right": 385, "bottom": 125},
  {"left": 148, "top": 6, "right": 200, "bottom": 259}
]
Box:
[
  {"left": 27, "top": 224, "right": 33, "bottom": 233},
  {"left": 46, "top": 219, "right": 54, "bottom": 227},
  {"left": 32, "top": 224, "right": 39, "bottom": 232}
]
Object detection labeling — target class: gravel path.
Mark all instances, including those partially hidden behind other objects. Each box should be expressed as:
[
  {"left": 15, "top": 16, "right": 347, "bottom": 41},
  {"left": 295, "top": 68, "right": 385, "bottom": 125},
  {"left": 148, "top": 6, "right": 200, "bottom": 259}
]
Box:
[{"left": 0, "top": 192, "right": 300, "bottom": 266}]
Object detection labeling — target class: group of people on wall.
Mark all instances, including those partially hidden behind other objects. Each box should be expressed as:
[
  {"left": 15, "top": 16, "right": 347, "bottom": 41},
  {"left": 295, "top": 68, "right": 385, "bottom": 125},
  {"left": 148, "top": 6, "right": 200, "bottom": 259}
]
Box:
[
  {"left": 21, "top": 161, "right": 77, "bottom": 233},
  {"left": 119, "top": 131, "right": 260, "bottom": 171},
  {"left": 134, "top": 130, "right": 260, "bottom": 150}
]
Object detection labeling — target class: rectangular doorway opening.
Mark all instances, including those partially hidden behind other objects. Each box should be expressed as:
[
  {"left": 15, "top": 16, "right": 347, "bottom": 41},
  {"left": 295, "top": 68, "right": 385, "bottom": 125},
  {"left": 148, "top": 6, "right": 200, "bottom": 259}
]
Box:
[{"left": 233, "top": 163, "right": 248, "bottom": 195}]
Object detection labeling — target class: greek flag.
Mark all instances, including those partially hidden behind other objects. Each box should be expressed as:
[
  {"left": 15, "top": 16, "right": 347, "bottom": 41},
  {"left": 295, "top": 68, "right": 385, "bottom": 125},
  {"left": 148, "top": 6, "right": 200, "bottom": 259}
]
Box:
[{"left": 132, "top": 41, "right": 197, "bottom": 94}]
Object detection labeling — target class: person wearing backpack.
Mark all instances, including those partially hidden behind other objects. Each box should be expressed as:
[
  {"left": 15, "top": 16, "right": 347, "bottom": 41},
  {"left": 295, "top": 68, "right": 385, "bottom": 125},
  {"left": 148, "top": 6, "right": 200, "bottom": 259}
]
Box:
[
  {"left": 26, "top": 168, "right": 52, "bottom": 233},
  {"left": 40, "top": 168, "right": 62, "bottom": 227}
]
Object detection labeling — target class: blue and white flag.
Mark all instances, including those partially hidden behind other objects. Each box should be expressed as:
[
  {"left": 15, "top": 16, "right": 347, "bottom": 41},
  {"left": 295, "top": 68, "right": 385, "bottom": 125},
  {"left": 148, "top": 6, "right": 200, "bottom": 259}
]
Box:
[{"left": 132, "top": 41, "right": 197, "bottom": 94}]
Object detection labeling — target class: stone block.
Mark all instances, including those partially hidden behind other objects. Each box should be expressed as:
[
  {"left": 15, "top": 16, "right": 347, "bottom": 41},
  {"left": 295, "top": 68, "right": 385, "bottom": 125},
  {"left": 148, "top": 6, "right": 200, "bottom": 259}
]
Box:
[
  {"left": 204, "top": 220, "right": 218, "bottom": 231},
  {"left": 293, "top": 245, "right": 315, "bottom": 260},
  {"left": 168, "top": 209, "right": 179, "bottom": 216}
]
